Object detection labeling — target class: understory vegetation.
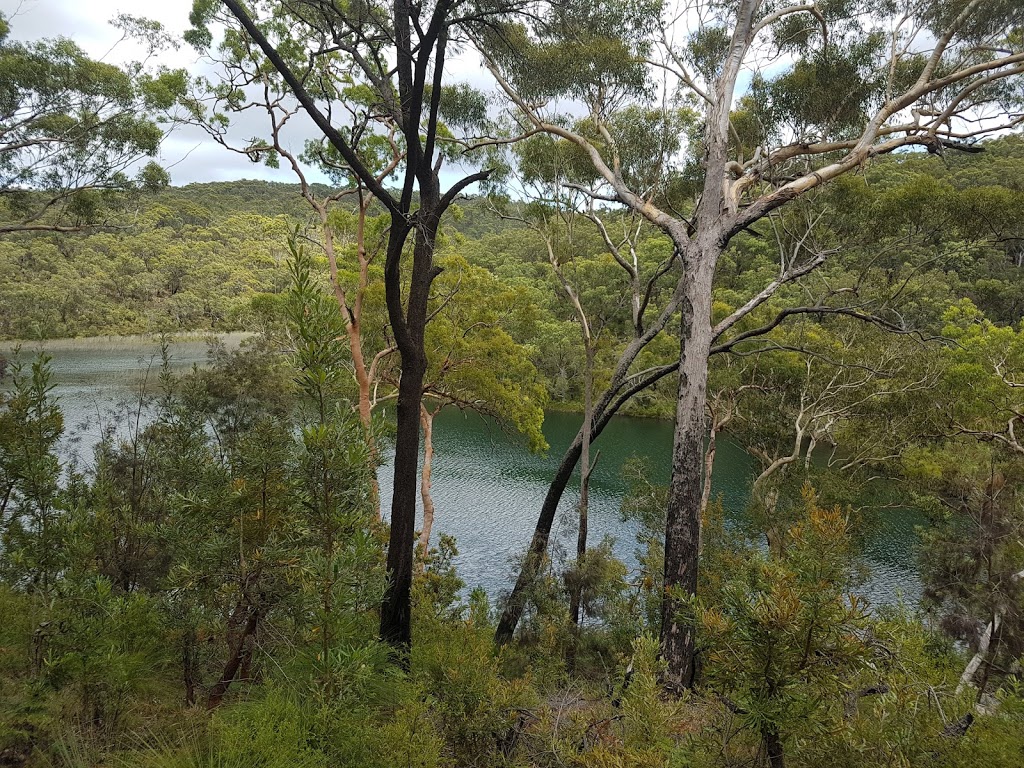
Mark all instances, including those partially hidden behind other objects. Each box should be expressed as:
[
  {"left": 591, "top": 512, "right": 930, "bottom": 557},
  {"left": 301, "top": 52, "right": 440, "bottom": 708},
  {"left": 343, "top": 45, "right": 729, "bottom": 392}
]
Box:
[
  {"left": 2, "top": 138, "right": 1024, "bottom": 765},
  {"left": 4, "top": 0, "right": 1024, "bottom": 761}
]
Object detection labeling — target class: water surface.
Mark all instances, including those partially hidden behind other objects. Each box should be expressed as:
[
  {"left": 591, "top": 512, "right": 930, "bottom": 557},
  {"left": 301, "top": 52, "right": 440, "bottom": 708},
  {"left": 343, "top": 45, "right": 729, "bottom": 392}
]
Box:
[{"left": 2, "top": 336, "right": 923, "bottom": 607}]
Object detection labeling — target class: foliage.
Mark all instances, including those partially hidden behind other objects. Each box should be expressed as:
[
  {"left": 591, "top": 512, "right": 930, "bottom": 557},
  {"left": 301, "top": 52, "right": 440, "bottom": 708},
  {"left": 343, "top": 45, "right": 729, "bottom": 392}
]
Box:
[{"left": 0, "top": 15, "right": 187, "bottom": 234}]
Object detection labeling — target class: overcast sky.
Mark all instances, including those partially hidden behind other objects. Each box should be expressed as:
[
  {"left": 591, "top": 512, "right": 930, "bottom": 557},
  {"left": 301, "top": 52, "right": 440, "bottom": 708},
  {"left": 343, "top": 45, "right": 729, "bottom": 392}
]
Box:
[
  {"left": 2, "top": 0, "right": 493, "bottom": 188},
  {"left": 2, "top": 0, "right": 769, "bottom": 190}
]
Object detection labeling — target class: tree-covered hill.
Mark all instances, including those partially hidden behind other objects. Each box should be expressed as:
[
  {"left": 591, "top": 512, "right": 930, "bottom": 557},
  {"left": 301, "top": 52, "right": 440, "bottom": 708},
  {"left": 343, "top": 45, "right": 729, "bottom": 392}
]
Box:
[
  {"left": 4, "top": 138, "right": 1024, "bottom": 343},
  {"left": 0, "top": 181, "right": 525, "bottom": 340}
]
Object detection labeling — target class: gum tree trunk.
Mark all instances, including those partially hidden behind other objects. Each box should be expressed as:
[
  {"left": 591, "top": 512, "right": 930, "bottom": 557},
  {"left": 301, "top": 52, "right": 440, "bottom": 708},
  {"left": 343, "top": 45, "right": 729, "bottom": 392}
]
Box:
[
  {"left": 495, "top": 436, "right": 582, "bottom": 642},
  {"left": 379, "top": 212, "right": 435, "bottom": 653},
  {"left": 659, "top": 246, "right": 717, "bottom": 692},
  {"left": 570, "top": 344, "right": 596, "bottom": 628},
  {"left": 417, "top": 403, "right": 437, "bottom": 557}
]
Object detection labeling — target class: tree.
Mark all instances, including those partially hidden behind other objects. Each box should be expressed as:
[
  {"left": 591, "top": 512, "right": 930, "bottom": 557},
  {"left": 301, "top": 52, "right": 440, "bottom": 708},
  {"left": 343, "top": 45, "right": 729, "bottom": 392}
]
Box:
[
  {"left": 492, "top": 116, "right": 689, "bottom": 647},
  {"left": 188, "top": 0, "right": 497, "bottom": 656},
  {"left": 481, "top": 0, "right": 1024, "bottom": 690},
  {"left": 909, "top": 300, "right": 1024, "bottom": 698},
  {"left": 0, "top": 354, "right": 64, "bottom": 594},
  {"left": 182, "top": 44, "right": 403, "bottom": 507},
  {"left": 408, "top": 254, "right": 547, "bottom": 554},
  {"left": 728, "top": 321, "right": 935, "bottom": 553},
  {"left": 699, "top": 487, "right": 870, "bottom": 768},
  {"left": 0, "top": 14, "right": 186, "bottom": 234}
]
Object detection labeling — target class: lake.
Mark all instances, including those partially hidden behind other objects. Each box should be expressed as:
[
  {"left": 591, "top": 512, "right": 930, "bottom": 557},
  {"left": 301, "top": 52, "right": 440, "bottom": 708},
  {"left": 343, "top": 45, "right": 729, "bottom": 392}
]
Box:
[{"left": 1, "top": 335, "right": 923, "bottom": 607}]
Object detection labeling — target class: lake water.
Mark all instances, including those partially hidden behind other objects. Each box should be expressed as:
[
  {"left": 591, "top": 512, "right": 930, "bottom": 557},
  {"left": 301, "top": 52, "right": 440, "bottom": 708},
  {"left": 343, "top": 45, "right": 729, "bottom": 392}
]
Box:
[{"left": 1, "top": 335, "right": 923, "bottom": 607}]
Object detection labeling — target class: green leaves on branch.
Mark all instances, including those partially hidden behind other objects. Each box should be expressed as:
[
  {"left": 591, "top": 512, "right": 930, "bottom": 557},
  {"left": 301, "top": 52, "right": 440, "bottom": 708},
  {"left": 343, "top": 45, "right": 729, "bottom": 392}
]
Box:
[
  {"left": 479, "top": 0, "right": 660, "bottom": 104},
  {"left": 0, "top": 15, "right": 189, "bottom": 233}
]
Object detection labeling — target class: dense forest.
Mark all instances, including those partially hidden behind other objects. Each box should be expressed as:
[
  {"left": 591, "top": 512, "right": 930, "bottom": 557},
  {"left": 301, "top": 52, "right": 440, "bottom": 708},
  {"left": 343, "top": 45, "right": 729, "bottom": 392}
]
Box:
[{"left": 4, "top": 1, "right": 1024, "bottom": 767}]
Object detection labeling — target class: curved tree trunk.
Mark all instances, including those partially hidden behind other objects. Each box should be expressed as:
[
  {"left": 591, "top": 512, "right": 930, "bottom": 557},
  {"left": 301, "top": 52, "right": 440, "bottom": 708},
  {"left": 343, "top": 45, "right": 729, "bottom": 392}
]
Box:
[
  {"left": 495, "top": 434, "right": 583, "bottom": 643},
  {"left": 494, "top": 347, "right": 680, "bottom": 645},
  {"left": 570, "top": 344, "right": 596, "bottom": 629},
  {"left": 207, "top": 602, "right": 262, "bottom": 710}
]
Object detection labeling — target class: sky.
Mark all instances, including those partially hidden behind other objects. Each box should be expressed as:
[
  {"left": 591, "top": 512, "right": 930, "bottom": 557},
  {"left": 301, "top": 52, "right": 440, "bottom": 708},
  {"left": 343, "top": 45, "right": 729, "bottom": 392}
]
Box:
[
  {"left": 3, "top": 0, "right": 276, "bottom": 185},
  {"left": 2, "top": 0, "right": 492, "bottom": 188},
  {"left": 1, "top": 0, "right": 778, "bottom": 190}
]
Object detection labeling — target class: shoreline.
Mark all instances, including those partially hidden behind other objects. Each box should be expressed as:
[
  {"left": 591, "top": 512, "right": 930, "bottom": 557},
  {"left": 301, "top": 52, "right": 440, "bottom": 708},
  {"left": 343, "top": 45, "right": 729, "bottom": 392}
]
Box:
[
  {"left": 0, "top": 331, "right": 678, "bottom": 421},
  {"left": 0, "top": 330, "right": 256, "bottom": 354}
]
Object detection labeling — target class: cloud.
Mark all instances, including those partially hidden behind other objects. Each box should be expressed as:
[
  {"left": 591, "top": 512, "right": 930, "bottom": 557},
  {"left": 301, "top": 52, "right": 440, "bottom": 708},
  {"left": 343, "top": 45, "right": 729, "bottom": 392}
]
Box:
[{"left": 5, "top": 0, "right": 494, "bottom": 192}]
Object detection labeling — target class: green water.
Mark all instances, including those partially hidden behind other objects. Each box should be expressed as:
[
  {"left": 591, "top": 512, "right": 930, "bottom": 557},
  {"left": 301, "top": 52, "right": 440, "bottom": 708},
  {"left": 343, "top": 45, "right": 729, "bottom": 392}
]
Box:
[
  {"left": 405, "top": 408, "right": 923, "bottom": 606},
  {"left": 2, "top": 335, "right": 923, "bottom": 606}
]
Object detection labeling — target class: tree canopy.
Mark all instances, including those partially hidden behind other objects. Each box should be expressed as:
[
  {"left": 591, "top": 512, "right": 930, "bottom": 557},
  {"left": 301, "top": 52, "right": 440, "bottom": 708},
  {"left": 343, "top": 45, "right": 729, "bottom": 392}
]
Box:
[{"left": 0, "top": 14, "right": 188, "bottom": 234}]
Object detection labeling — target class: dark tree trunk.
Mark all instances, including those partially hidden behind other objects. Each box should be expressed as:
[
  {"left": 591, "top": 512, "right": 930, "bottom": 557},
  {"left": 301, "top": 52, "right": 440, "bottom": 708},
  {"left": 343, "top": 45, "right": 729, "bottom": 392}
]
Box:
[
  {"left": 494, "top": 346, "right": 679, "bottom": 645},
  {"left": 380, "top": 357, "right": 426, "bottom": 650},
  {"left": 379, "top": 201, "right": 439, "bottom": 655},
  {"left": 206, "top": 605, "right": 261, "bottom": 709},
  {"left": 570, "top": 344, "right": 595, "bottom": 630},
  {"left": 495, "top": 434, "right": 583, "bottom": 643},
  {"left": 764, "top": 726, "right": 785, "bottom": 768},
  {"left": 659, "top": 258, "right": 715, "bottom": 692},
  {"left": 219, "top": 0, "right": 487, "bottom": 664}
]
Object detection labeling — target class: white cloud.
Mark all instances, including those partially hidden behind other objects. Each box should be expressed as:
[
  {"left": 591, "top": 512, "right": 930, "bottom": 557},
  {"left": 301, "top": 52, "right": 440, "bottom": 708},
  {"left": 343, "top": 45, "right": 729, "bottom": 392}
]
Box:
[
  {"left": 3, "top": 0, "right": 326, "bottom": 185},
  {"left": 4, "top": 0, "right": 494, "bottom": 190}
]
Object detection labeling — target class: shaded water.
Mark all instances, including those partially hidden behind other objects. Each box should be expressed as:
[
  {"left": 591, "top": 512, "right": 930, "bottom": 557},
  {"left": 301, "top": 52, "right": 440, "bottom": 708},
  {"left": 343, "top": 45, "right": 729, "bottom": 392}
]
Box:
[
  {"left": 404, "top": 408, "right": 923, "bottom": 607},
  {"left": 1, "top": 336, "right": 923, "bottom": 607}
]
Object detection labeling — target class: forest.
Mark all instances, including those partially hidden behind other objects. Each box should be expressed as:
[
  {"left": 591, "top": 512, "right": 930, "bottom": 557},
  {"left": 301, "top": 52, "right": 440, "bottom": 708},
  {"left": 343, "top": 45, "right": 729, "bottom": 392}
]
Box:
[{"left": 2, "top": 1, "right": 1024, "bottom": 766}]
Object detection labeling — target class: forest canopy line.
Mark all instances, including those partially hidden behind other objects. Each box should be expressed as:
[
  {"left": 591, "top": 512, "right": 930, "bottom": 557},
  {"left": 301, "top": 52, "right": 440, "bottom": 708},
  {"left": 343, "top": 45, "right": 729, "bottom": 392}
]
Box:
[{"left": 3, "top": 1, "right": 1024, "bottom": 766}]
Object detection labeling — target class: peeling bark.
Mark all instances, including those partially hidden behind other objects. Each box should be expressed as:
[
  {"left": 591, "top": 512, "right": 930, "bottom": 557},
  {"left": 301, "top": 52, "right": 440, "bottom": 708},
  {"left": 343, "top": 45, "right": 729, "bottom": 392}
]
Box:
[{"left": 659, "top": 267, "right": 715, "bottom": 692}]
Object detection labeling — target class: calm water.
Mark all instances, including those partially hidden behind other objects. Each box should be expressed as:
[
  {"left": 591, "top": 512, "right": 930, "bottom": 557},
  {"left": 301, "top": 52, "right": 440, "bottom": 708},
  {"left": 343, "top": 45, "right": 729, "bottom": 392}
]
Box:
[{"left": 1, "top": 336, "right": 923, "bottom": 607}]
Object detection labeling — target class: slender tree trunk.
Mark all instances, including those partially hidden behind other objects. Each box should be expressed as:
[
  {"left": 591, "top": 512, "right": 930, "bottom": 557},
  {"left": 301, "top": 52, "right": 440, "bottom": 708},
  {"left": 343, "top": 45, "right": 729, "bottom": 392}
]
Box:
[
  {"left": 660, "top": 257, "right": 715, "bottom": 693},
  {"left": 764, "top": 726, "right": 785, "bottom": 768},
  {"left": 570, "top": 344, "right": 596, "bottom": 628},
  {"left": 568, "top": 475, "right": 589, "bottom": 626},
  {"left": 207, "top": 605, "right": 261, "bottom": 709},
  {"left": 417, "top": 403, "right": 436, "bottom": 557},
  {"left": 494, "top": 340, "right": 680, "bottom": 644},
  {"left": 698, "top": 423, "right": 719, "bottom": 555},
  {"left": 324, "top": 196, "right": 382, "bottom": 515},
  {"left": 494, "top": 262, "right": 683, "bottom": 645},
  {"left": 495, "top": 434, "right": 583, "bottom": 643}
]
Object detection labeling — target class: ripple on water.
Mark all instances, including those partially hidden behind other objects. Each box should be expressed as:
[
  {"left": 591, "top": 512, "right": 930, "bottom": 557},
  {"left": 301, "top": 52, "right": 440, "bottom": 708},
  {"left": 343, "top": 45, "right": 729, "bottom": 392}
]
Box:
[{"left": 5, "top": 338, "right": 925, "bottom": 608}]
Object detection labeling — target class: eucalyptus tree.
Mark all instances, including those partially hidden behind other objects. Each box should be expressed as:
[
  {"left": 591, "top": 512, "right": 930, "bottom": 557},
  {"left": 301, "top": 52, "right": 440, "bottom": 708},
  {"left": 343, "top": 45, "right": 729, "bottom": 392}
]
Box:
[
  {"left": 729, "top": 321, "right": 937, "bottom": 553},
  {"left": 181, "top": 39, "right": 401, "bottom": 493},
  {"left": 914, "top": 300, "right": 1024, "bottom": 696},
  {"left": 406, "top": 255, "right": 548, "bottom": 554},
  {"left": 187, "top": 0, "right": 503, "bottom": 654},
  {"left": 0, "top": 14, "right": 186, "bottom": 234},
  {"left": 490, "top": 106, "right": 692, "bottom": 646},
  {"left": 496, "top": 147, "right": 680, "bottom": 634},
  {"left": 481, "top": 0, "right": 1024, "bottom": 689}
]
